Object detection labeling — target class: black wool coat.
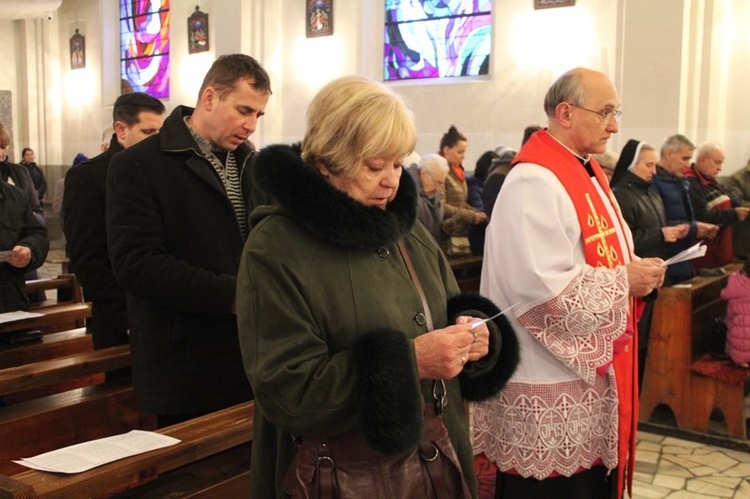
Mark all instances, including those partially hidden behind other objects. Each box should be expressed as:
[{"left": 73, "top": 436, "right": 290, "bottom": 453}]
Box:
[{"left": 106, "top": 106, "right": 254, "bottom": 415}]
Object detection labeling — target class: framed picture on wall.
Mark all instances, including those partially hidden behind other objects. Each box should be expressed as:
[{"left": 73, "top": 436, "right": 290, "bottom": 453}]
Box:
[
  {"left": 306, "top": 0, "right": 333, "bottom": 38},
  {"left": 534, "top": 0, "right": 576, "bottom": 9},
  {"left": 188, "top": 5, "right": 209, "bottom": 54},
  {"left": 70, "top": 29, "right": 86, "bottom": 69}
]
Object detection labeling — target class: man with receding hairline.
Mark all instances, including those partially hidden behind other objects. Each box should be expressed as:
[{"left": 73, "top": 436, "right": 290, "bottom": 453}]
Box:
[
  {"left": 106, "top": 54, "right": 272, "bottom": 427},
  {"left": 475, "top": 68, "right": 665, "bottom": 498}
]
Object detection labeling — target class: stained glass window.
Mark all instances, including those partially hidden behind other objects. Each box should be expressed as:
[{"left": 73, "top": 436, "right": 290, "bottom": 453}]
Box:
[
  {"left": 120, "top": 0, "right": 170, "bottom": 98},
  {"left": 384, "top": 0, "right": 492, "bottom": 81}
]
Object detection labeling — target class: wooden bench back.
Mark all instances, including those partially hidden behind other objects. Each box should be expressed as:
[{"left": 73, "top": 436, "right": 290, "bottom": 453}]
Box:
[{"left": 0, "top": 401, "right": 254, "bottom": 498}]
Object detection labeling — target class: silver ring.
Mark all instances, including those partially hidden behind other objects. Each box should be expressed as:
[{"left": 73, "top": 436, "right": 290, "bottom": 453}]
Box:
[
  {"left": 472, "top": 331, "right": 478, "bottom": 343},
  {"left": 460, "top": 355, "right": 467, "bottom": 366}
]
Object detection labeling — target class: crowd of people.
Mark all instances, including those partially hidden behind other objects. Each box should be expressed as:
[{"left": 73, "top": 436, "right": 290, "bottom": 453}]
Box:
[{"left": 4, "top": 54, "right": 750, "bottom": 499}]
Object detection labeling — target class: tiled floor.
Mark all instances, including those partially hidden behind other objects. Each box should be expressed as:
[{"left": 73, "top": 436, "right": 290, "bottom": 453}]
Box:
[{"left": 631, "top": 431, "right": 750, "bottom": 498}]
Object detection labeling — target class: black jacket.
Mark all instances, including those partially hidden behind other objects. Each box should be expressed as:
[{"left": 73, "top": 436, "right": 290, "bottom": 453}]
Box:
[
  {"left": 0, "top": 182, "right": 48, "bottom": 312},
  {"left": 612, "top": 170, "right": 668, "bottom": 258},
  {"left": 106, "top": 106, "right": 255, "bottom": 415},
  {"left": 64, "top": 134, "right": 125, "bottom": 303}
]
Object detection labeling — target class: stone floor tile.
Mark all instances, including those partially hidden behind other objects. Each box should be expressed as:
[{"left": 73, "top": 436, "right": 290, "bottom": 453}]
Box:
[
  {"left": 687, "top": 477, "right": 736, "bottom": 497},
  {"left": 638, "top": 432, "right": 666, "bottom": 444},
  {"left": 702, "top": 476, "right": 742, "bottom": 489},
  {"left": 631, "top": 482, "right": 671, "bottom": 499},
  {"left": 664, "top": 491, "right": 713, "bottom": 498},
  {"left": 723, "top": 462, "right": 750, "bottom": 478},
  {"left": 687, "top": 452, "right": 739, "bottom": 471},
  {"left": 662, "top": 445, "right": 699, "bottom": 455},
  {"left": 634, "top": 470, "right": 654, "bottom": 484},
  {"left": 722, "top": 449, "right": 750, "bottom": 464},
  {"left": 734, "top": 479, "right": 750, "bottom": 498},
  {"left": 637, "top": 450, "right": 661, "bottom": 464},
  {"left": 656, "top": 464, "right": 693, "bottom": 479},
  {"left": 638, "top": 441, "right": 664, "bottom": 453},
  {"left": 661, "top": 437, "right": 705, "bottom": 449},
  {"left": 652, "top": 474, "right": 686, "bottom": 490},
  {"left": 636, "top": 461, "right": 659, "bottom": 474},
  {"left": 661, "top": 453, "right": 707, "bottom": 470},
  {"left": 691, "top": 466, "right": 722, "bottom": 477}
]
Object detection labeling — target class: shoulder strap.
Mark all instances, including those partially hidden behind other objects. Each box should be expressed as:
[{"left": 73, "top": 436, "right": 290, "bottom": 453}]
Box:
[{"left": 397, "top": 240, "right": 434, "bottom": 331}]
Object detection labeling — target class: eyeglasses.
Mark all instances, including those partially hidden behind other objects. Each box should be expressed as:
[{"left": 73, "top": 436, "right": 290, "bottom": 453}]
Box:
[{"left": 568, "top": 103, "right": 622, "bottom": 124}]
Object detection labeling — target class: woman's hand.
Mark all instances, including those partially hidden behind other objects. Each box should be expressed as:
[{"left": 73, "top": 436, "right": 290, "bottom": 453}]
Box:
[
  {"left": 413, "top": 316, "right": 490, "bottom": 379},
  {"left": 5, "top": 246, "right": 31, "bottom": 268}
]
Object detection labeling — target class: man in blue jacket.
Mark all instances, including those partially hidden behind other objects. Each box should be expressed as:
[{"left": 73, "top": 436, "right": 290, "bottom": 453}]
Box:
[{"left": 651, "top": 134, "right": 718, "bottom": 284}]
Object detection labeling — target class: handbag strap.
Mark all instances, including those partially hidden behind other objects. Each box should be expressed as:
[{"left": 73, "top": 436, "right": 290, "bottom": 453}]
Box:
[
  {"left": 397, "top": 240, "right": 447, "bottom": 416},
  {"left": 397, "top": 240, "right": 434, "bottom": 331}
]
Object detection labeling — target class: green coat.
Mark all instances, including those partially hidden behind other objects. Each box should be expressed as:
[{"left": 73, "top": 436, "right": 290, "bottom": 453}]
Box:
[{"left": 237, "top": 145, "right": 519, "bottom": 498}]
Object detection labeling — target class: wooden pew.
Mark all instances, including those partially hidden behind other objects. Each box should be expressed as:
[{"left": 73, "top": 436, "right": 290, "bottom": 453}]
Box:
[
  {"left": 640, "top": 262, "right": 748, "bottom": 439},
  {"left": 0, "top": 303, "right": 90, "bottom": 336},
  {"left": 0, "top": 401, "right": 254, "bottom": 498},
  {"left": 449, "top": 254, "right": 483, "bottom": 293},
  {"left": 0, "top": 345, "right": 149, "bottom": 476},
  {"left": 0, "top": 344, "right": 129, "bottom": 404},
  {"left": 0, "top": 328, "right": 91, "bottom": 370},
  {"left": 25, "top": 274, "right": 83, "bottom": 309}
]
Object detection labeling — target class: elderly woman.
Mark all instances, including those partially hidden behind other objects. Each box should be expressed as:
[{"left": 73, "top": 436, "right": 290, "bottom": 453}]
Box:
[
  {"left": 237, "top": 76, "right": 518, "bottom": 498},
  {"left": 408, "top": 152, "right": 449, "bottom": 245}
]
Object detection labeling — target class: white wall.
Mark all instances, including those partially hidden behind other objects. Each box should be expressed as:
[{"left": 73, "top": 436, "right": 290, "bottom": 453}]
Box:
[{"left": 10, "top": 0, "right": 750, "bottom": 180}]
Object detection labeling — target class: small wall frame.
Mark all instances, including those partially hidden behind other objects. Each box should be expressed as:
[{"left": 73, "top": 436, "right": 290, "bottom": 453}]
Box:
[
  {"left": 306, "top": 0, "right": 333, "bottom": 38},
  {"left": 534, "top": 0, "right": 576, "bottom": 9},
  {"left": 70, "top": 29, "right": 85, "bottom": 69},
  {"left": 188, "top": 5, "right": 209, "bottom": 54}
]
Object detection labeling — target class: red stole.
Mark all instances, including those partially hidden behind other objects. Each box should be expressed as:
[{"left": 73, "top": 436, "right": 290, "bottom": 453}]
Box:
[{"left": 514, "top": 130, "right": 639, "bottom": 498}]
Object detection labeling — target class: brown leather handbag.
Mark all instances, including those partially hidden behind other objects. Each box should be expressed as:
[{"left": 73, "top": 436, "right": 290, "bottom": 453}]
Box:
[
  {"left": 281, "top": 241, "right": 471, "bottom": 498},
  {"left": 281, "top": 403, "right": 471, "bottom": 499}
]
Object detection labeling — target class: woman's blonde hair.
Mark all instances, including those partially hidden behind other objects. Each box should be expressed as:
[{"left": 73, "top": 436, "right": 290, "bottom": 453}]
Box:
[{"left": 302, "top": 76, "right": 417, "bottom": 178}]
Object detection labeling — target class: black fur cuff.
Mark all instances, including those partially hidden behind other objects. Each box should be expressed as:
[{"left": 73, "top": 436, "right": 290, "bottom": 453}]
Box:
[
  {"left": 447, "top": 293, "right": 520, "bottom": 401},
  {"left": 353, "top": 329, "right": 423, "bottom": 455}
]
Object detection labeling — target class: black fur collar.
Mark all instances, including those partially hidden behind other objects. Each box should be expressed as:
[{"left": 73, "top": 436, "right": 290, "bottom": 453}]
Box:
[{"left": 252, "top": 144, "right": 417, "bottom": 250}]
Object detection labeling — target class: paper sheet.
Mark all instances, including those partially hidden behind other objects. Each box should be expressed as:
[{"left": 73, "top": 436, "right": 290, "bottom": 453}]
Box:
[
  {"left": 0, "top": 310, "right": 43, "bottom": 324},
  {"left": 14, "top": 430, "right": 181, "bottom": 474},
  {"left": 471, "top": 301, "right": 521, "bottom": 329},
  {"left": 661, "top": 241, "right": 707, "bottom": 267}
]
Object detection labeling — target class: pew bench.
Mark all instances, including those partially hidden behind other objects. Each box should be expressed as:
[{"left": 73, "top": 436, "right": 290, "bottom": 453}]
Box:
[
  {"left": 640, "top": 262, "right": 748, "bottom": 439},
  {"left": 449, "top": 254, "right": 483, "bottom": 293},
  {"left": 0, "top": 344, "right": 129, "bottom": 404},
  {"left": 0, "top": 401, "right": 254, "bottom": 498},
  {"left": 0, "top": 344, "right": 149, "bottom": 476},
  {"left": 0, "top": 327, "right": 91, "bottom": 370},
  {"left": 0, "top": 303, "right": 90, "bottom": 336},
  {"left": 25, "top": 274, "right": 83, "bottom": 310}
]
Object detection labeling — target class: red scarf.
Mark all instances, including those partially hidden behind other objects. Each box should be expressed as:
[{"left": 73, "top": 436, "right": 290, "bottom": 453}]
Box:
[
  {"left": 514, "top": 129, "right": 639, "bottom": 498},
  {"left": 450, "top": 162, "right": 465, "bottom": 183}
]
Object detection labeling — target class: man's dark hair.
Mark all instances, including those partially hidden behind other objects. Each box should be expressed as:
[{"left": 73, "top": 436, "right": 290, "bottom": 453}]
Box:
[
  {"left": 198, "top": 54, "right": 272, "bottom": 102},
  {"left": 113, "top": 92, "right": 166, "bottom": 126}
]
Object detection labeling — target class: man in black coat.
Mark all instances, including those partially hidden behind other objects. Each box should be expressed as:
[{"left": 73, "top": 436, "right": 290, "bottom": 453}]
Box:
[
  {"left": 63, "top": 92, "right": 166, "bottom": 375},
  {"left": 106, "top": 54, "right": 272, "bottom": 427}
]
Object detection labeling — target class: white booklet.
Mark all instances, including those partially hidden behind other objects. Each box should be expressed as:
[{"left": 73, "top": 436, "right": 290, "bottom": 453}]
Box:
[
  {"left": 661, "top": 241, "right": 707, "bottom": 267},
  {"left": 14, "top": 430, "right": 181, "bottom": 474},
  {"left": 0, "top": 310, "right": 43, "bottom": 324}
]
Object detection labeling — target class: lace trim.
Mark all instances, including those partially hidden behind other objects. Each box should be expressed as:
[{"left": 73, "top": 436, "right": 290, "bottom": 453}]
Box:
[
  {"left": 517, "top": 266, "right": 628, "bottom": 384},
  {"left": 473, "top": 377, "right": 619, "bottom": 479}
]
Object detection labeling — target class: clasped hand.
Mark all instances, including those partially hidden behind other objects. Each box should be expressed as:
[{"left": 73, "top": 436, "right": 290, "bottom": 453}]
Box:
[{"left": 414, "top": 316, "right": 490, "bottom": 380}]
